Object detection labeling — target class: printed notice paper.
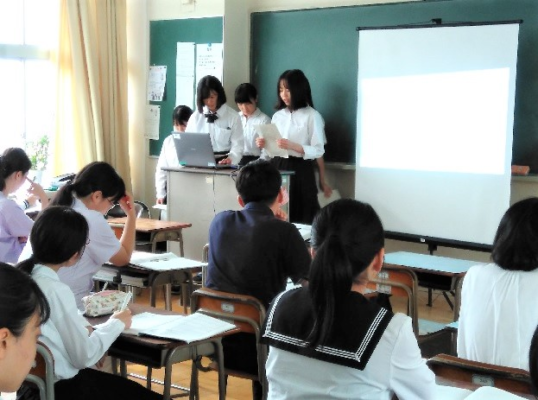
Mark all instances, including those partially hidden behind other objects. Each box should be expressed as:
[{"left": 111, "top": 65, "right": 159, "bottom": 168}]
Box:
[{"left": 254, "top": 124, "right": 288, "bottom": 158}]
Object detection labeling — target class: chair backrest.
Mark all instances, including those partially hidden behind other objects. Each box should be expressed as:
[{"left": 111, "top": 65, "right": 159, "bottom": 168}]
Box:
[
  {"left": 427, "top": 354, "right": 533, "bottom": 395},
  {"left": 190, "top": 287, "right": 268, "bottom": 394},
  {"left": 24, "top": 341, "right": 55, "bottom": 400},
  {"left": 367, "top": 265, "right": 419, "bottom": 335},
  {"left": 201, "top": 244, "right": 209, "bottom": 287},
  {"left": 106, "top": 200, "right": 151, "bottom": 219}
]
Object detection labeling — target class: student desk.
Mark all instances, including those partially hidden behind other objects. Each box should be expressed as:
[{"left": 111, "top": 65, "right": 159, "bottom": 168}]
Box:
[
  {"left": 384, "top": 252, "right": 485, "bottom": 321},
  {"left": 163, "top": 167, "right": 293, "bottom": 259},
  {"left": 93, "top": 257, "right": 206, "bottom": 312},
  {"left": 107, "top": 217, "right": 192, "bottom": 255},
  {"left": 89, "top": 304, "right": 235, "bottom": 400}
]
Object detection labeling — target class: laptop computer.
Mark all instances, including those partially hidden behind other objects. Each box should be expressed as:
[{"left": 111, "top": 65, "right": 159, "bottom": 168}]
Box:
[{"left": 173, "top": 132, "right": 235, "bottom": 169}]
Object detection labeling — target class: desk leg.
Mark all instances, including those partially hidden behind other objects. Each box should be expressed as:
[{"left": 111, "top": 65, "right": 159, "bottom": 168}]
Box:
[
  {"left": 164, "top": 283, "right": 172, "bottom": 311},
  {"left": 214, "top": 339, "right": 226, "bottom": 400}
]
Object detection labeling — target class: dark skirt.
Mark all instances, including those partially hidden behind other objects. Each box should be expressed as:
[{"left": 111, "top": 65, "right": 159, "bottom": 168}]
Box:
[
  {"left": 239, "top": 155, "right": 260, "bottom": 166},
  {"left": 271, "top": 156, "right": 319, "bottom": 224}
]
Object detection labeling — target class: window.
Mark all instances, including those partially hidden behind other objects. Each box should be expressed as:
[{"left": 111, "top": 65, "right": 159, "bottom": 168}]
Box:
[{"left": 0, "top": 0, "right": 58, "bottom": 165}]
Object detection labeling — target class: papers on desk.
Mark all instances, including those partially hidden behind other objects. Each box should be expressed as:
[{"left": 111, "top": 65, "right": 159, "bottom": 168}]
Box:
[
  {"left": 435, "top": 385, "right": 527, "bottom": 400},
  {"left": 129, "top": 252, "right": 206, "bottom": 271},
  {"left": 124, "top": 312, "right": 235, "bottom": 343},
  {"left": 293, "top": 223, "right": 312, "bottom": 241}
]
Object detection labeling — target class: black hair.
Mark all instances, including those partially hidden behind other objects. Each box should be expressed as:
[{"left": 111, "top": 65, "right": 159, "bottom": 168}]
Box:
[
  {"left": 491, "top": 197, "right": 538, "bottom": 272},
  {"left": 235, "top": 160, "right": 282, "bottom": 206},
  {"left": 235, "top": 83, "right": 258, "bottom": 104},
  {"left": 275, "top": 69, "right": 314, "bottom": 111},
  {"left": 307, "top": 199, "right": 384, "bottom": 347},
  {"left": 172, "top": 105, "right": 193, "bottom": 127},
  {"left": 17, "top": 206, "right": 89, "bottom": 277},
  {"left": 0, "top": 147, "right": 32, "bottom": 191},
  {"left": 195, "top": 75, "right": 227, "bottom": 113},
  {"left": 530, "top": 325, "right": 538, "bottom": 395},
  {"left": 0, "top": 262, "right": 50, "bottom": 337},
  {"left": 51, "top": 162, "right": 126, "bottom": 207}
]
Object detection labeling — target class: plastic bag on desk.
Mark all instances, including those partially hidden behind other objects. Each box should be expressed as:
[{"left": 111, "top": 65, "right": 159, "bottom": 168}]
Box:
[{"left": 82, "top": 290, "right": 129, "bottom": 317}]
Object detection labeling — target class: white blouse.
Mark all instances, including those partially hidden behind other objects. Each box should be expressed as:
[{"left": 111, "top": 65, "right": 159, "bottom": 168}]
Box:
[
  {"left": 458, "top": 263, "right": 538, "bottom": 370},
  {"left": 239, "top": 108, "right": 271, "bottom": 156},
  {"left": 186, "top": 103, "right": 244, "bottom": 164},
  {"left": 155, "top": 134, "right": 182, "bottom": 199},
  {"left": 266, "top": 314, "right": 436, "bottom": 400},
  {"left": 271, "top": 106, "right": 325, "bottom": 160},
  {"left": 32, "top": 264, "right": 124, "bottom": 381}
]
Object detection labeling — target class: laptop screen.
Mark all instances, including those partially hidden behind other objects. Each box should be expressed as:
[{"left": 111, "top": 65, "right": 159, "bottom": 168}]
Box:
[{"left": 173, "top": 132, "right": 233, "bottom": 169}]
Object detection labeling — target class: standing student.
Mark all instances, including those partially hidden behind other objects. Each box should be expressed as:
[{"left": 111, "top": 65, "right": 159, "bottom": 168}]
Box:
[
  {"left": 186, "top": 75, "right": 244, "bottom": 165},
  {"left": 0, "top": 262, "right": 50, "bottom": 394},
  {"left": 256, "top": 69, "right": 325, "bottom": 223},
  {"left": 234, "top": 83, "right": 271, "bottom": 166},
  {"left": 20, "top": 162, "right": 136, "bottom": 310},
  {"left": 155, "top": 105, "right": 193, "bottom": 204},
  {"left": 16, "top": 206, "right": 162, "bottom": 400},
  {"left": 458, "top": 197, "right": 538, "bottom": 371},
  {"left": 261, "top": 199, "right": 436, "bottom": 399},
  {"left": 0, "top": 147, "right": 48, "bottom": 263}
]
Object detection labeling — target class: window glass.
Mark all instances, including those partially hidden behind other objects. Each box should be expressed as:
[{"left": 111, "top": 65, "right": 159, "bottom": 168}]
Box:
[
  {"left": 0, "top": 0, "right": 23, "bottom": 45},
  {"left": 25, "top": 0, "right": 59, "bottom": 47},
  {"left": 0, "top": 59, "right": 25, "bottom": 150}
]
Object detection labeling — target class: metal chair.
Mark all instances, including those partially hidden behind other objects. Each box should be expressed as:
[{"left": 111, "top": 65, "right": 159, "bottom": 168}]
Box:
[{"left": 23, "top": 341, "right": 55, "bottom": 400}]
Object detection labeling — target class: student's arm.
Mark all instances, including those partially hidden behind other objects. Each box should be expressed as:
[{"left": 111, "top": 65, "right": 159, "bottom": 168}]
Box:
[
  {"left": 155, "top": 139, "right": 169, "bottom": 203},
  {"left": 5, "top": 201, "right": 34, "bottom": 237},
  {"left": 222, "top": 113, "right": 244, "bottom": 165},
  {"left": 26, "top": 180, "right": 49, "bottom": 209},
  {"left": 316, "top": 157, "right": 333, "bottom": 198},
  {"left": 108, "top": 193, "right": 136, "bottom": 266}
]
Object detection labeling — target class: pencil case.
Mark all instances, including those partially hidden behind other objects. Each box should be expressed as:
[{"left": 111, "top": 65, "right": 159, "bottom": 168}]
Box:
[{"left": 82, "top": 290, "right": 130, "bottom": 317}]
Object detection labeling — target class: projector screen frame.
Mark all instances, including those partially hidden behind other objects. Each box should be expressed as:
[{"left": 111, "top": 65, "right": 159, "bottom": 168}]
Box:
[
  {"left": 356, "top": 19, "right": 523, "bottom": 33},
  {"left": 385, "top": 231, "right": 493, "bottom": 253}
]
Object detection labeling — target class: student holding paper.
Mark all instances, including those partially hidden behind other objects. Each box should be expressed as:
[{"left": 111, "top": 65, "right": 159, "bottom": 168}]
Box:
[
  {"left": 155, "top": 105, "right": 193, "bottom": 204},
  {"left": 20, "top": 162, "right": 136, "bottom": 310},
  {"left": 261, "top": 199, "right": 436, "bottom": 399},
  {"left": 234, "top": 83, "right": 270, "bottom": 166},
  {"left": 16, "top": 206, "right": 162, "bottom": 400},
  {"left": 256, "top": 69, "right": 325, "bottom": 223},
  {"left": 186, "top": 75, "right": 244, "bottom": 165}
]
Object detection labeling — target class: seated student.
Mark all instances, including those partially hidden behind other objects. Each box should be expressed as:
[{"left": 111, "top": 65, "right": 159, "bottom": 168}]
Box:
[
  {"left": 234, "top": 83, "right": 270, "bottom": 166},
  {"left": 16, "top": 206, "right": 162, "bottom": 400},
  {"left": 0, "top": 262, "right": 50, "bottom": 394},
  {"left": 19, "top": 162, "right": 136, "bottom": 310},
  {"left": 531, "top": 325, "right": 538, "bottom": 395},
  {"left": 186, "top": 75, "right": 244, "bottom": 165},
  {"left": 0, "top": 148, "right": 48, "bottom": 263},
  {"left": 206, "top": 160, "right": 311, "bottom": 400},
  {"left": 458, "top": 197, "right": 538, "bottom": 371},
  {"left": 261, "top": 199, "right": 436, "bottom": 400},
  {"left": 155, "top": 105, "right": 193, "bottom": 204}
]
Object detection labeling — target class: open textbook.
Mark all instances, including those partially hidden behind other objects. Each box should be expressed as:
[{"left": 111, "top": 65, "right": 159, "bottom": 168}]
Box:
[
  {"left": 436, "top": 385, "right": 528, "bottom": 400},
  {"left": 129, "top": 251, "right": 206, "bottom": 272},
  {"left": 123, "top": 312, "right": 235, "bottom": 343}
]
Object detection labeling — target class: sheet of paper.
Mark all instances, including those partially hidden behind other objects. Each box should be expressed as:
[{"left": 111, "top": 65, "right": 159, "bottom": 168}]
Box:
[
  {"left": 435, "top": 385, "right": 472, "bottom": 400},
  {"left": 255, "top": 124, "right": 288, "bottom": 158},
  {"left": 195, "top": 43, "right": 223, "bottom": 83},
  {"left": 145, "top": 105, "right": 160, "bottom": 139},
  {"left": 142, "top": 312, "right": 235, "bottom": 343},
  {"left": 176, "top": 42, "right": 195, "bottom": 109},
  {"left": 123, "top": 312, "right": 184, "bottom": 336},
  {"left": 292, "top": 223, "right": 311, "bottom": 241},
  {"left": 129, "top": 251, "right": 206, "bottom": 271},
  {"left": 147, "top": 65, "right": 167, "bottom": 102},
  {"left": 465, "top": 386, "right": 527, "bottom": 400},
  {"left": 317, "top": 189, "right": 341, "bottom": 208}
]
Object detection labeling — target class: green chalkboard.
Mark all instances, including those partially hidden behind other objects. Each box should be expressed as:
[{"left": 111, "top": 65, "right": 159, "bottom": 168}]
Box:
[
  {"left": 251, "top": 0, "right": 538, "bottom": 168},
  {"left": 149, "top": 18, "right": 223, "bottom": 156}
]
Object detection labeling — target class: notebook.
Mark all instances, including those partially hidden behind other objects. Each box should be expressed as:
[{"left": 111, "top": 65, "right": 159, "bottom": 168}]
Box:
[{"left": 173, "top": 132, "right": 235, "bottom": 169}]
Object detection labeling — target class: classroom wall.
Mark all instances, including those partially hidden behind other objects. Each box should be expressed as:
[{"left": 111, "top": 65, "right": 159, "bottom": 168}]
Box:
[{"left": 138, "top": 0, "right": 538, "bottom": 263}]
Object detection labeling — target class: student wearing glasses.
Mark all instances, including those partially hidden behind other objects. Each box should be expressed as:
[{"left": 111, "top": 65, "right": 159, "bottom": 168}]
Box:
[{"left": 19, "top": 162, "right": 136, "bottom": 309}]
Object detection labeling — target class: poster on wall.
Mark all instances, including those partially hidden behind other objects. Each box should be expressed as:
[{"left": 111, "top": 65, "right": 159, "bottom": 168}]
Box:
[
  {"left": 145, "top": 105, "right": 160, "bottom": 139},
  {"left": 148, "top": 66, "right": 167, "bottom": 102},
  {"left": 196, "top": 43, "right": 223, "bottom": 83},
  {"left": 176, "top": 42, "right": 195, "bottom": 109}
]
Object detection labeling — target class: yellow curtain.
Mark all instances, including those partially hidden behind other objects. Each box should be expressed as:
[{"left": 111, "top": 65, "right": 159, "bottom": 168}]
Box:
[{"left": 52, "top": 0, "right": 131, "bottom": 189}]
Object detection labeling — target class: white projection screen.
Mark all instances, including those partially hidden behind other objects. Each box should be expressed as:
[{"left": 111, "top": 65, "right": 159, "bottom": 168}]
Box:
[{"left": 355, "top": 22, "right": 520, "bottom": 247}]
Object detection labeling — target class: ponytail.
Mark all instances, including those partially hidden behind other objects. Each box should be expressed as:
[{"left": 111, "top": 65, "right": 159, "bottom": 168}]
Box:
[
  {"left": 17, "top": 255, "right": 38, "bottom": 276},
  {"left": 50, "top": 181, "right": 76, "bottom": 206},
  {"left": 307, "top": 234, "right": 353, "bottom": 347}
]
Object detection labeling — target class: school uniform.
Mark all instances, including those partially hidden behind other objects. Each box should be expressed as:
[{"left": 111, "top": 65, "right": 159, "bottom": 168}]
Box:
[
  {"left": 458, "top": 263, "right": 538, "bottom": 371},
  {"left": 186, "top": 104, "right": 244, "bottom": 164},
  {"left": 271, "top": 106, "right": 325, "bottom": 224},
  {"left": 239, "top": 108, "right": 271, "bottom": 165},
  {"left": 19, "top": 198, "right": 120, "bottom": 309},
  {"left": 155, "top": 133, "right": 182, "bottom": 200},
  {"left": 0, "top": 192, "right": 33, "bottom": 263},
  {"left": 30, "top": 264, "right": 161, "bottom": 400},
  {"left": 262, "top": 288, "right": 436, "bottom": 400}
]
